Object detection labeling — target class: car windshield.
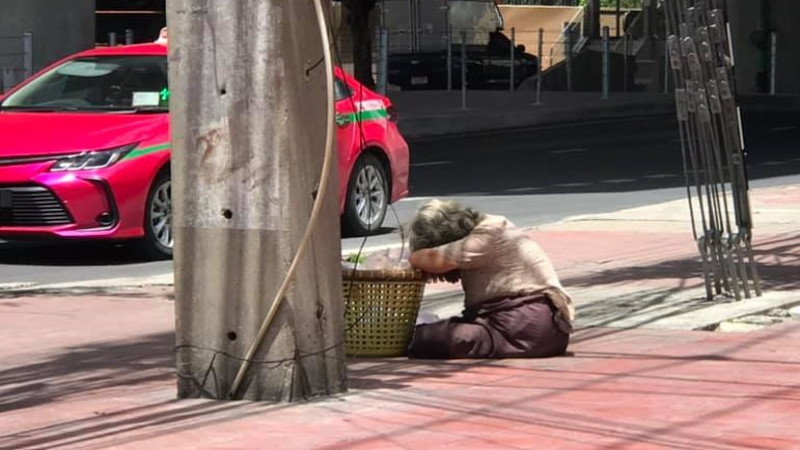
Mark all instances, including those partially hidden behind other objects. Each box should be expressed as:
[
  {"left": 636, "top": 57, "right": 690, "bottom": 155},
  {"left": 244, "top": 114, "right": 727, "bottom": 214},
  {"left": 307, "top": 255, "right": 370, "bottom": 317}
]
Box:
[{"left": 1, "top": 55, "right": 169, "bottom": 112}]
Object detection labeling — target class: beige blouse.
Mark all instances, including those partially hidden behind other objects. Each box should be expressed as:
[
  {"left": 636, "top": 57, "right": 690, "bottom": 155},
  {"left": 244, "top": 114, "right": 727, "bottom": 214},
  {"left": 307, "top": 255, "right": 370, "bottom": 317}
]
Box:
[{"left": 431, "top": 214, "right": 575, "bottom": 333}]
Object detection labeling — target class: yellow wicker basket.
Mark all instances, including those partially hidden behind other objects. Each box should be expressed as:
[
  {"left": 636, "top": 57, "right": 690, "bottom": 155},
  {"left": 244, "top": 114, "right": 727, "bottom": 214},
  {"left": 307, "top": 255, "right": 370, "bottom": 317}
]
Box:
[{"left": 342, "top": 268, "right": 426, "bottom": 357}]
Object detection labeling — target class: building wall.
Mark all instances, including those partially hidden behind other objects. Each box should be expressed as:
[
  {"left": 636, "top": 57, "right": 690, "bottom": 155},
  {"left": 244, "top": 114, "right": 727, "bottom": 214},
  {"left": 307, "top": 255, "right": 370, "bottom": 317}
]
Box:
[{"left": 0, "top": 0, "right": 95, "bottom": 78}]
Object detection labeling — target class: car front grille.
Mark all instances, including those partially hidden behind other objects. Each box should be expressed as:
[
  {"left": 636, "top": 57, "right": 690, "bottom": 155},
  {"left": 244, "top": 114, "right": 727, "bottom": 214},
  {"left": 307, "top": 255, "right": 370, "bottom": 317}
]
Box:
[{"left": 0, "top": 186, "right": 73, "bottom": 226}]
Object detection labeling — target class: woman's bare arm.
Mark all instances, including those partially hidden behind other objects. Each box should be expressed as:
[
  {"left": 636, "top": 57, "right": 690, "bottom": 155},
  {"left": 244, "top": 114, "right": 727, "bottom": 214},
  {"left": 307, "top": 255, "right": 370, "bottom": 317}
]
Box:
[{"left": 409, "top": 248, "right": 458, "bottom": 274}]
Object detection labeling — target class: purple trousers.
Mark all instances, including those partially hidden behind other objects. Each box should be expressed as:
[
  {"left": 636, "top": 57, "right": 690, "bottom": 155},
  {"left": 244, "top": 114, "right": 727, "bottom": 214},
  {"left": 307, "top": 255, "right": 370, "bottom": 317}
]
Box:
[{"left": 407, "top": 294, "right": 569, "bottom": 359}]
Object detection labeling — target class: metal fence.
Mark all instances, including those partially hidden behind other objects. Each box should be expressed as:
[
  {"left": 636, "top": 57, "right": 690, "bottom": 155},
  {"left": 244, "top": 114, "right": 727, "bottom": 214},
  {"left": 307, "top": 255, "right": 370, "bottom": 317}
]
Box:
[
  {"left": 0, "top": 32, "right": 33, "bottom": 94},
  {"left": 331, "top": 1, "right": 665, "bottom": 100}
]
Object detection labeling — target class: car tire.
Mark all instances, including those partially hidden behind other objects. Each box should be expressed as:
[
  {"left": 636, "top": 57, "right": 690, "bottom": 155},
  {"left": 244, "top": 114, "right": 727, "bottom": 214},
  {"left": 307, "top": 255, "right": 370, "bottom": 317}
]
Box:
[
  {"left": 342, "top": 154, "right": 389, "bottom": 236},
  {"left": 140, "top": 169, "right": 173, "bottom": 260}
]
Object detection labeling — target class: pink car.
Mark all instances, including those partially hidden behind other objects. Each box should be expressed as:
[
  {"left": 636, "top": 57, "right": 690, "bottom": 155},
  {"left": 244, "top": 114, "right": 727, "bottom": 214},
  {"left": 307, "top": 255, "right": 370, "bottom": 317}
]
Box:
[{"left": 0, "top": 43, "right": 410, "bottom": 259}]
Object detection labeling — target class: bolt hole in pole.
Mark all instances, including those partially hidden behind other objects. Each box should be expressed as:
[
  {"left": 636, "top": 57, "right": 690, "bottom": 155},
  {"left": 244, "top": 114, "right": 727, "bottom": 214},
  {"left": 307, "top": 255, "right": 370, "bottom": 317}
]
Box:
[
  {"left": 227, "top": 331, "right": 237, "bottom": 341},
  {"left": 222, "top": 209, "right": 233, "bottom": 220}
]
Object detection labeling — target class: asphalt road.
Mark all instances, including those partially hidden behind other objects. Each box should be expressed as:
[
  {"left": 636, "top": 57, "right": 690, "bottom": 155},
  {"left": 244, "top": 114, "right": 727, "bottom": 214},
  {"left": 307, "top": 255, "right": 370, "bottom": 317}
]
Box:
[{"left": 1, "top": 111, "right": 798, "bottom": 287}]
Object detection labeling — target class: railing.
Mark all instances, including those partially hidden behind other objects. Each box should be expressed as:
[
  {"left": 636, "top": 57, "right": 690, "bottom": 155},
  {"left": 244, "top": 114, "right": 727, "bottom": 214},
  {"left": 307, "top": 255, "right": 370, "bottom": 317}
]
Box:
[{"left": 0, "top": 32, "right": 33, "bottom": 94}]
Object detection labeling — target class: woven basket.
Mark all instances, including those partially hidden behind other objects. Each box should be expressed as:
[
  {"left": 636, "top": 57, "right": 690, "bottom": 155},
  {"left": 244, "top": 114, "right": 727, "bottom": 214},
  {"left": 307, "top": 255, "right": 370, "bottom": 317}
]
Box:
[{"left": 342, "top": 268, "right": 426, "bottom": 357}]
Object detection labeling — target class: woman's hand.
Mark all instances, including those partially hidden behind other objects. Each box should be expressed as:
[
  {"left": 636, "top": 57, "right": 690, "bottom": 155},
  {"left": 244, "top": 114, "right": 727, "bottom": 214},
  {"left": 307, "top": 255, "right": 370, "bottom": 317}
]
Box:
[{"left": 426, "top": 270, "right": 460, "bottom": 284}]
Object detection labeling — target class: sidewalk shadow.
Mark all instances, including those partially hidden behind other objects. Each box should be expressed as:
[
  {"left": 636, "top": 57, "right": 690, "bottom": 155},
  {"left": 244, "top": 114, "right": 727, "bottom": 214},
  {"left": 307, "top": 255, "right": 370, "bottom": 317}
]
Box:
[
  {"left": 332, "top": 323, "right": 800, "bottom": 450},
  {"left": 0, "top": 332, "right": 175, "bottom": 413},
  {"left": 559, "top": 232, "right": 800, "bottom": 340},
  {"left": 0, "top": 331, "right": 285, "bottom": 450},
  {"left": 347, "top": 358, "right": 498, "bottom": 391},
  {"left": 563, "top": 232, "right": 800, "bottom": 293}
]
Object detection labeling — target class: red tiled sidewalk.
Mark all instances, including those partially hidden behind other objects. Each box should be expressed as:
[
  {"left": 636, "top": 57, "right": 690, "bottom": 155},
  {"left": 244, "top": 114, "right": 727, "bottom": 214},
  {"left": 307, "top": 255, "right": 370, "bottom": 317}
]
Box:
[{"left": 2, "top": 293, "right": 800, "bottom": 449}]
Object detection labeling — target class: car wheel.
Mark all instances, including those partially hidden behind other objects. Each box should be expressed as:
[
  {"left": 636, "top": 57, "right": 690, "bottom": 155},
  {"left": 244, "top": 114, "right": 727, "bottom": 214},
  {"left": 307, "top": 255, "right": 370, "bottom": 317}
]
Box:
[
  {"left": 342, "top": 154, "right": 389, "bottom": 236},
  {"left": 140, "top": 169, "right": 173, "bottom": 260}
]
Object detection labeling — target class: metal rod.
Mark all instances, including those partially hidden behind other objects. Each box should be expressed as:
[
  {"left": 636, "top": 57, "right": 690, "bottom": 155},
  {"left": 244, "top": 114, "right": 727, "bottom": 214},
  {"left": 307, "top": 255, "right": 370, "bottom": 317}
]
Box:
[
  {"left": 602, "top": 26, "right": 610, "bottom": 99},
  {"left": 109, "top": 32, "right": 117, "bottom": 47},
  {"left": 377, "top": 27, "right": 389, "bottom": 95},
  {"left": 446, "top": 4, "right": 452, "bottom": 91},
  {"left": 565, "top": 23, "right": 573, "bottom": 92},
  {"left": 461, "top": 29, "right": 467, "bottom": 110},
  {"left": 769, "top": 31, "right": 777, "bottom": 95},
  {"left": 663, "top": 49, "right": 670, "bottom": 95},
  {"left": 22, "top": 32, "right": 33, "bottom": 79},
  {"left": 414, "top": 0, "right": 421, "bottom": 52},
  {"left": 536, "top": 27, "right": 543, "bottom": 105},
  {"left": 510, "top": 27, "right": 515, "bottom": 92},
  {"left": 125, "top": 29, "right": 134, "bottom": 45},
  {"left": 623, "top": 33, "right": 629, "bottom": 93}
]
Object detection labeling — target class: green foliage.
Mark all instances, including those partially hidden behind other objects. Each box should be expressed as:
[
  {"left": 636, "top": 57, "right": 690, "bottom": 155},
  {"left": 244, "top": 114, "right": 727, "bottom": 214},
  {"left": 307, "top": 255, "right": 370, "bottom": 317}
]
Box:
[{"left": 346, "top": 253, "right": 366, "bottom": 264}]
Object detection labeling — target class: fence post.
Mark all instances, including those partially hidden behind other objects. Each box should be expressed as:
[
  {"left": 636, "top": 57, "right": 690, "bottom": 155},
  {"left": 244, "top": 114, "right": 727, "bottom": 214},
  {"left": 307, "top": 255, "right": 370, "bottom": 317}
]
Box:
[
  {"left": 376, "top": 27, "right": 389, "bottom": 95},
  {"left": 509, "top": 27, "right": 515, "bottom": 92},
  {"left": 22, "top": 32, "right": 33, "bottom": 80},
  {"left": 413, "top": 0, "right": 421, "bottom": 52},
  {"left": 565, "top": 23, "right": 573, "bottom": 92},
  {"left": 125, "top": 29, "right": 134, "bottom": 45},
  {"left": 447, "top": 24, "right": 453, "bottom": 91},
  {"left": 623, "top": 32, "right": 629, "bottom": 92},
  {"left": 663, "top": 44, "right": 670, "bottom": 95},
  {"left": 442, "top": 0, "right": 452, "bottom": 91},
  {"left": 109, "top": 32, "right": 118, "bottom": 46},
  {"left": 769, "top": 31, "right": 777, "bottom": 96},
  {"left": 602, "top": 26, "right": 610, "bottom": 99},
  {"left": 536, "top": 27, "right": 543, "bottom": 105},
  {"left": 461, "top": 29, "right": 467, "bottom": 110}
]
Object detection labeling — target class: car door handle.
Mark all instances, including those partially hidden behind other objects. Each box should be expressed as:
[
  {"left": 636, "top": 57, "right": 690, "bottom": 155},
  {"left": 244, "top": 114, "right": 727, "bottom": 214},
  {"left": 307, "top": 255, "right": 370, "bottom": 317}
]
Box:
[{"left": 335, "top": 114, "right": 352, "bottom": 127}]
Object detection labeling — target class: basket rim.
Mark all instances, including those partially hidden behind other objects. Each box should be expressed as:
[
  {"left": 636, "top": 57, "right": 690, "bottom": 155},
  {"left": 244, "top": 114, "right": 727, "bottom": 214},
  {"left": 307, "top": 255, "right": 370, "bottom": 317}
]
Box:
[{"left": 342, "top": 267, "right": 426, "bottom": 282}]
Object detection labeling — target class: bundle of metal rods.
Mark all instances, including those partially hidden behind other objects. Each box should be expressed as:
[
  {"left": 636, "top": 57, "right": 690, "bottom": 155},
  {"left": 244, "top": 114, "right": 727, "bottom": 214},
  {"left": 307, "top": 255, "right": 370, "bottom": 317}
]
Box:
[{"left": 664, "top": 0, "right": 762, "bottom": 301}]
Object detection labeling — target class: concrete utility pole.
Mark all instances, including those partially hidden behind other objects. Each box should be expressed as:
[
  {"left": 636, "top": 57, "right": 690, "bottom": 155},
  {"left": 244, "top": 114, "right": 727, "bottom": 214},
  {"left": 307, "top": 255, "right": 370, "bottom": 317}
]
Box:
[{"left": 168, "top": 0, "right": 346, "bottom": 401}]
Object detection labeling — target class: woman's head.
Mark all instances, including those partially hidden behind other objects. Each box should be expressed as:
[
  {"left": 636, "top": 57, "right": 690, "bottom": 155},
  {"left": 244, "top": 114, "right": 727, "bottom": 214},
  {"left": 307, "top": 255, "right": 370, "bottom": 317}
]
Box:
[{"left": 408, "top": 199, "right": 485, "bottom": 251}]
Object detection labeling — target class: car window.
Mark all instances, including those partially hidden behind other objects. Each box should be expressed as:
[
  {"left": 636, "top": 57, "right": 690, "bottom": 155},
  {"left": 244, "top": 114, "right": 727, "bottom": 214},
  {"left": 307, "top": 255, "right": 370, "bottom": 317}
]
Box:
[
  {"left": 1, "top": 55, "right": 169, "bottom": 111},
  {"left": 334, "top": 78, "right": 352, "bottom": 102}
]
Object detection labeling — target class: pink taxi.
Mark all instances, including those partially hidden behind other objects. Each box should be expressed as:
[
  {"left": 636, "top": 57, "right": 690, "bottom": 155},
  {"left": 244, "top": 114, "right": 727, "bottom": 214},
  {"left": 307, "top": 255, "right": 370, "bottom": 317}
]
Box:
[{"left": 0, "top": 43, "right": 410, "bottom": 259}]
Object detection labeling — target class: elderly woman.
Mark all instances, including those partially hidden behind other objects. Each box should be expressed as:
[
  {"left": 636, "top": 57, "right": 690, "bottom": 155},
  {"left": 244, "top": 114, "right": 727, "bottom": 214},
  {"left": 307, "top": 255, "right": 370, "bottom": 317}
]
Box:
[{"left": 406, "top": 199, "right": 574, "bottom": 359}]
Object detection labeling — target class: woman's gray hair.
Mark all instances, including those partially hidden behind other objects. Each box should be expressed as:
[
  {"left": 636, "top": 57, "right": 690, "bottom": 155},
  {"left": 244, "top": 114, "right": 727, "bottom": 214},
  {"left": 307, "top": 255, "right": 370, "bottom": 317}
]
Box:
[{"left": 407, "top": 199, "right": 485, "bottom": 251}]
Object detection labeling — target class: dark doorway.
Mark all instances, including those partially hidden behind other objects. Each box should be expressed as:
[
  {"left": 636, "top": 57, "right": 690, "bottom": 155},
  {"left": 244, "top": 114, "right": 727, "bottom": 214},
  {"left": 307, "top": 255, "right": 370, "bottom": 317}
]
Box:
[{"left": 95, "top": 0, "right": 166, "bottom": 46}]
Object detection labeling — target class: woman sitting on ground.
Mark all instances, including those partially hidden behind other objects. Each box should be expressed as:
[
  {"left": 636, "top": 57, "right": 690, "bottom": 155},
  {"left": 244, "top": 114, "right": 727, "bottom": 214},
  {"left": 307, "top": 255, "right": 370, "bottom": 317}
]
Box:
[{"left": 406, "top": 199, "right": 574, "bottom": 359}]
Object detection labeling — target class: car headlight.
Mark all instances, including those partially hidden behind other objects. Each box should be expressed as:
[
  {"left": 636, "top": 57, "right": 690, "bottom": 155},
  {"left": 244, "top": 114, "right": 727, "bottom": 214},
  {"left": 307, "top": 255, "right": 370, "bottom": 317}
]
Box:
[{"left": 50, "top": 144, "right": 136, "bottom": 172}]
